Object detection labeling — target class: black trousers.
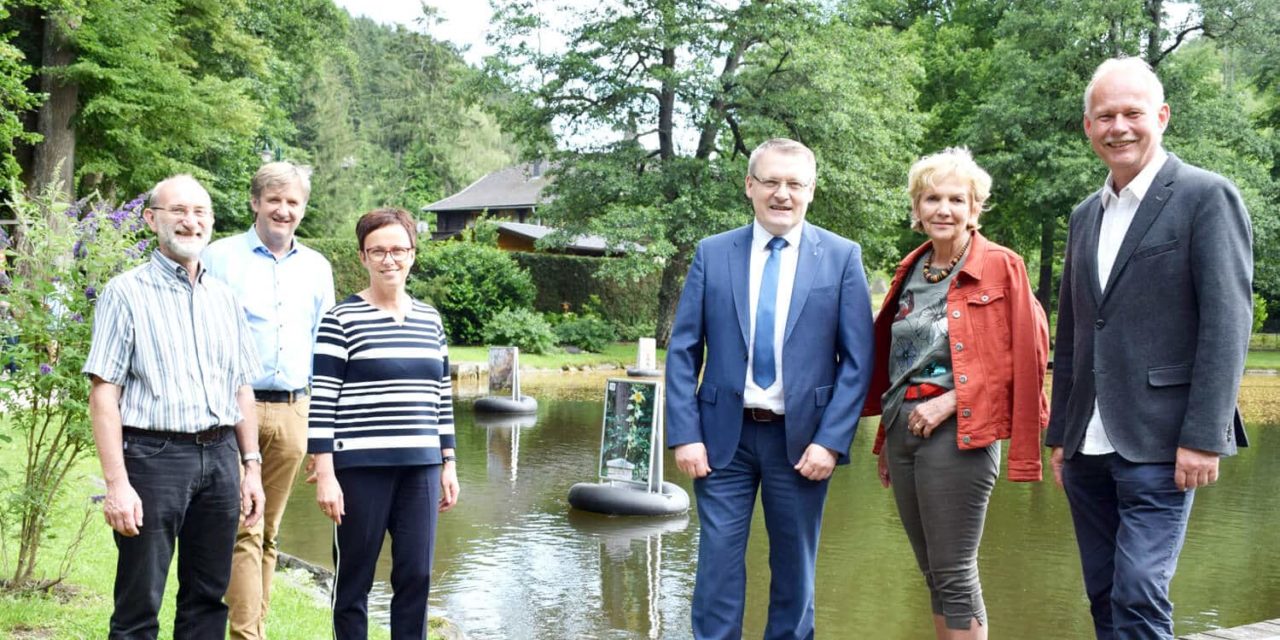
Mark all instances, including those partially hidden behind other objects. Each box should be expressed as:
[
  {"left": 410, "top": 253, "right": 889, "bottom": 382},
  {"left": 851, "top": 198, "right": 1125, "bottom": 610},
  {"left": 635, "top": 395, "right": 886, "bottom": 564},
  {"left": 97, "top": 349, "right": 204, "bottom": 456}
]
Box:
[
  {"left": 110, "top": 432, "right": 241, "bottom": 640},
  {"left": 331, "top": 464, "right": 441, "bottom": 640}
]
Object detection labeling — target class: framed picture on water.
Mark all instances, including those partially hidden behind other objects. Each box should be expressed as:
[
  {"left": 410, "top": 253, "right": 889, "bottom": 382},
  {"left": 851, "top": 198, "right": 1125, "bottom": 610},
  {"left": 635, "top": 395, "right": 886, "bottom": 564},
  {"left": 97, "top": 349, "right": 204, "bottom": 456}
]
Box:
[
  {"left": 488, "top": 346, "right": 520, "bottom": 399},
  {"left": 597, "top": 379, "right": 663, "bottom": 490}
]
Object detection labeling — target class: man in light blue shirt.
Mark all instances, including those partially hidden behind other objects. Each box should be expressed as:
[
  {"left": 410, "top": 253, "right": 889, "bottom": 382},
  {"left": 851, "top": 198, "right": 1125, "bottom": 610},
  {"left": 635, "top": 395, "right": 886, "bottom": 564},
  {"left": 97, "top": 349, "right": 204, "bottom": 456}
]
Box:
[{"left": 203, "top": 162, "right": 335, "bottom": 640}]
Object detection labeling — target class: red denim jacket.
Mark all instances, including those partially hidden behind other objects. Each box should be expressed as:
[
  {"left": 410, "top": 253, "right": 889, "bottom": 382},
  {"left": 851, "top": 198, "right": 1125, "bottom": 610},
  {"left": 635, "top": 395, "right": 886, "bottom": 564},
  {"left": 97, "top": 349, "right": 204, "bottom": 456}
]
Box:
[{"left": 863, "top": 232, "right": 1050, "bottom": 482}]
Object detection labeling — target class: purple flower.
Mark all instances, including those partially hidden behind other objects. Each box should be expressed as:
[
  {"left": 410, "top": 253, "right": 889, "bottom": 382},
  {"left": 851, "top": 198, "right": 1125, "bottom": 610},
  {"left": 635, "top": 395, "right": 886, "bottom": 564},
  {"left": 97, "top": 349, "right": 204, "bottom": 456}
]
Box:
[
  {"left": 39, "top": 363, "right": 53, "bottom": 375},
  {"left": 126, "top": 239, "right": 151, "bottom": 259},
  {"left": 71, "top": 312, "right": 84, "bottom": 323},
  {"left": 84, "top": 286, "right": 96, "bottom": 301},
  {"left": 108, "top": 207, "right": 130, "bottom": 229},
  {"left": 73, "top": 239, "right": 88, "bottom": 259}
]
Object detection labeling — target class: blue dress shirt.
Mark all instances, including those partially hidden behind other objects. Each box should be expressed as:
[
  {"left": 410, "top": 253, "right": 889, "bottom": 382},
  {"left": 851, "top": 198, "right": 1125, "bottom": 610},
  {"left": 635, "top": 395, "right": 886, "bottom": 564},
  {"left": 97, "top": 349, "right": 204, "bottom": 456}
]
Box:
[{"left": 203, "top": 227, "right": 336, "bottom": 391}]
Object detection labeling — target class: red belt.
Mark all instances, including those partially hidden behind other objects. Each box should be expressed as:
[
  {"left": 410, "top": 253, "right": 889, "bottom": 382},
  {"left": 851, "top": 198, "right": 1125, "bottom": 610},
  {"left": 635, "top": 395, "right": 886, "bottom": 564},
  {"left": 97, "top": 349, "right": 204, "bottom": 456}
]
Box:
[{"left": 904, "top": 383, "right": 948, "bottom": 400}]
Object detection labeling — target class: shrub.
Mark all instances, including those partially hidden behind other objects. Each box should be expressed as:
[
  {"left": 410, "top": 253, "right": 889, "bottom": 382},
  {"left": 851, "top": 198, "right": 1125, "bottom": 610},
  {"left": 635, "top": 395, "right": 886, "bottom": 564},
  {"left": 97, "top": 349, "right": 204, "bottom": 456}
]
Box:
[
  {"left": 510, "top": 252, "right": 658, "bottom": 330},
  {"left": 412, "top": 242, "right": 536, "bottom": 344},
  {"left": 552, "top": 313, "right": 616, "bottom": 353},
  {"left": 482, "top": 308, "right": 560, "bottom": 355},
  {"left": 0, "top": 184, "right": 148, "bottom": 588},
  {"left": 303, "top": 237, "right": 365, "bottom": 299},
  {"left": 1254, "top": 293, "right": 1268, "bottom": 335}
]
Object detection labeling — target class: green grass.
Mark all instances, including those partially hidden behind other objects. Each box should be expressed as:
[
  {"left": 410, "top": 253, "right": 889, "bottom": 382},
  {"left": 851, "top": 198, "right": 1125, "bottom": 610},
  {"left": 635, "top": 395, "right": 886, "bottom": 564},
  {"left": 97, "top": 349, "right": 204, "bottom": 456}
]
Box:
[
  {"left": 0, "top": 420, "right": 392, "bottom": 639},
  {"left": 451, "top": 341, "right": 664, "bottom": 369},
  {"left": 1246, "top": 349, "right": 1280, "bottom": 370}
]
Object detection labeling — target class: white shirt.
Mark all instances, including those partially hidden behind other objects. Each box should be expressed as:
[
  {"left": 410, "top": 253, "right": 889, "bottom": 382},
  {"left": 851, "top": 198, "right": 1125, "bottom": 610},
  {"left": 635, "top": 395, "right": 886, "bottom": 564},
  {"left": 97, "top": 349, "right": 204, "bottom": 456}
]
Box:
[
  {"left": 1081, "top": 149, "right": 1168, "bottom": 455},
  {"left": 743, "top": 221, "right": 803, "bottom": 413}
]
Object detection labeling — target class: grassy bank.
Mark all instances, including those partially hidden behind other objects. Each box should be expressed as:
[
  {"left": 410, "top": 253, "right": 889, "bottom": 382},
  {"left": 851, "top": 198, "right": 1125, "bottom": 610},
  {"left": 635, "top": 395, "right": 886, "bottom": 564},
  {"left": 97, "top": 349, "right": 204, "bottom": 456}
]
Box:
[
  {"left": 0, "top": 420, "right": 391, "bottom": 639},
  {"left": 453, "top": 339, "right": 1280, "bottom": 372},
  {"left": 451, "top": 340, "right": 664, "bottom": 370}
]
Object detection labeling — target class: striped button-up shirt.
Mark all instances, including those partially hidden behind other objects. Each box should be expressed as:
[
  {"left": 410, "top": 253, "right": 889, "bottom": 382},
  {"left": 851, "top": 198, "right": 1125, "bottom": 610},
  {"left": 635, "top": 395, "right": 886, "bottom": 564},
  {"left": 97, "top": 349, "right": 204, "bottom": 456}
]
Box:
[{"left": 83, "top": 251, "right": 262, "bottom": 432}]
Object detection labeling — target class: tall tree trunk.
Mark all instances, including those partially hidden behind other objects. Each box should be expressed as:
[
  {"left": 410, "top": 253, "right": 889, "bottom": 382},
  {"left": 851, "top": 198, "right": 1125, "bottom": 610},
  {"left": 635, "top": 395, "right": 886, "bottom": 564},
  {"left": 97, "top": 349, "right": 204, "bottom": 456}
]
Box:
[
  {"left": 31, "top": 10, "right": 78, "bottom": 209},
  {"left": 655, "top": 252, "right": 691, "bottom": 348},
  {"left": 1037, "top": 215, "right": 1055, "bottom": 318}
]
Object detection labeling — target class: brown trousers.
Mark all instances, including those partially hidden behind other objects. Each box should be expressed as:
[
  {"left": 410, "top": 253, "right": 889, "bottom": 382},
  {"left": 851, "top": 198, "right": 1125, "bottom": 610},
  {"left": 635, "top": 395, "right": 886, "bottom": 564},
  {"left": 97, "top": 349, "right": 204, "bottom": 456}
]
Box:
[{"left": 226, "top": 397, "right": 310, "bottom": 640}]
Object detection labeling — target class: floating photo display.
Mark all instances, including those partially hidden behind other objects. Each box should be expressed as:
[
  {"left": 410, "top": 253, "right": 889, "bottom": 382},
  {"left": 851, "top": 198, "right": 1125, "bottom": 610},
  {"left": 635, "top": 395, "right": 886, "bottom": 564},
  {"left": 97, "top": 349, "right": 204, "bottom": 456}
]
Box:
[
  {"left": 598, "top": 379, "right": 662, "bottom": 488},
  {"left": 487, "top": 346, "right": 520, "bottom": 400}
]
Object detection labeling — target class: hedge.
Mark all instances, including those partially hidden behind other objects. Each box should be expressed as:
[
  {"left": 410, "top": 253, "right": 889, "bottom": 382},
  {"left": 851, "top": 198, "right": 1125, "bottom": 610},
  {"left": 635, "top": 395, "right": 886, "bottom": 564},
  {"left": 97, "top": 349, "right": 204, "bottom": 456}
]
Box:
[
  {"left": 303, "top": 237, "right": 366, "bottom": 298},
  {"left": 511, "top": 252, "right": 659, "bottom": 328},
  {"left": 302, "top": 238, "right": 661, "bottom": 336}
]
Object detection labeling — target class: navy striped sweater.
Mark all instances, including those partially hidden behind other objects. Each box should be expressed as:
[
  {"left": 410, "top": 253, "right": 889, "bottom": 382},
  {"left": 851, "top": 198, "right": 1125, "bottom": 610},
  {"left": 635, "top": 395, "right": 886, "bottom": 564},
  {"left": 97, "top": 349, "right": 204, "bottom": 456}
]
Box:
[{"left": 307, "top": 295, "right": 455, "bottom": 469}]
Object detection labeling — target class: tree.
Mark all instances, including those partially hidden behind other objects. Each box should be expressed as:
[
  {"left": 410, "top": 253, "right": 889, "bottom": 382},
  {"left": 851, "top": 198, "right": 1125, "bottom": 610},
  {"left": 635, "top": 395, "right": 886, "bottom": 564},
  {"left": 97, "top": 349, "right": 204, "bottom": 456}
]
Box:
[
  {"left": 864, "top": 0, "right": 1279, "bottom": 312},
  {"left": 488, "top": 0, "right": 924, "bottom": 344}
]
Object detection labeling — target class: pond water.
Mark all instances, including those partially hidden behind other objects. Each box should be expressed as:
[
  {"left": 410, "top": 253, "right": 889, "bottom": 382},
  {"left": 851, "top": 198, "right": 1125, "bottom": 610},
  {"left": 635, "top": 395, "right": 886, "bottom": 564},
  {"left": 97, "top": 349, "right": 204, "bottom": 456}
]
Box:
[{"left": 278, "top": 372, "right": 1280, "bottom": 639}]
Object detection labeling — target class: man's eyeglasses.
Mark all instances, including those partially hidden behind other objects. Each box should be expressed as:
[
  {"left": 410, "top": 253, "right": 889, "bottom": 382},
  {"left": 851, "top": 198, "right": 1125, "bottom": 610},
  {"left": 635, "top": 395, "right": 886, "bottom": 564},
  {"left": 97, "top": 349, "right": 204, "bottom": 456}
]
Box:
[
  {"left": 364, "top": 247, "right": 415, "bottom": 262},
  {"left": 750, "top": 175, "right": 812, "bottom": 193},
  {"left": 151, "top": 205, "right": 213, "bottom": 219}
]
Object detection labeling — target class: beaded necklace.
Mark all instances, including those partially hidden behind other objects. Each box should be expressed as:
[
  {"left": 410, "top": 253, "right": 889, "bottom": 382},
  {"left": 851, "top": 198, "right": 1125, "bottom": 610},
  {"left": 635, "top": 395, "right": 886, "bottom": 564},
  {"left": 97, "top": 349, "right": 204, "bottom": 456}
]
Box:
[{"left": 921, "top": 234, "right": 972, "bottom": 284}]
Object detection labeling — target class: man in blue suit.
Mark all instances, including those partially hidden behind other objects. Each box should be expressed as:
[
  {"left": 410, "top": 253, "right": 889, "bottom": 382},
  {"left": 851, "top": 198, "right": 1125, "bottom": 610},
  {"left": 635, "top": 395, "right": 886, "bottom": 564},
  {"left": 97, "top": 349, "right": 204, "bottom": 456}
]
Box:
[
  {"left": 665, "top": 138, "right": 875, "bottom": 639},
  {"left": 1048, "top": 58, "right": 1252, "bottom": 640}
]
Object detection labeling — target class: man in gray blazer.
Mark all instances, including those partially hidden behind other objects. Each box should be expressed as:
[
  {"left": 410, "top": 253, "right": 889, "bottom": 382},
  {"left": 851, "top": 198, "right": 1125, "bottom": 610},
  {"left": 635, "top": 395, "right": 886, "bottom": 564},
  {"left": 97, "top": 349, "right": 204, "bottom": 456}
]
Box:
[{"left": 1047, "top": 57, "right": 1252, "bottom": 640}]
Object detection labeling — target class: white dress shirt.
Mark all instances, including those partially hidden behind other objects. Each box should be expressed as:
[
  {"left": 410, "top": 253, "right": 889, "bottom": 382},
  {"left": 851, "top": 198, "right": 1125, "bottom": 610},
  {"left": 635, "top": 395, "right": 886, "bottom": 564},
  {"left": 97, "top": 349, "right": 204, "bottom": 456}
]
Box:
[
  {"left": 743, "top": 221, "right": 804, "bottom": 413},
  {"left": 1081, "top": 148, "right": 1169, "bottom": 455}
]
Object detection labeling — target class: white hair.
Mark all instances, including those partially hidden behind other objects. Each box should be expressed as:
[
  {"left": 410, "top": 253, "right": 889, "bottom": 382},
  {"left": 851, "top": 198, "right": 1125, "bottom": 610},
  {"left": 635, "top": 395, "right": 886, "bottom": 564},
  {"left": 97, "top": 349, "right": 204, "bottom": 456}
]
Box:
[{"left": 1084, "top": 57, "right": 1165, "bottom": 114}]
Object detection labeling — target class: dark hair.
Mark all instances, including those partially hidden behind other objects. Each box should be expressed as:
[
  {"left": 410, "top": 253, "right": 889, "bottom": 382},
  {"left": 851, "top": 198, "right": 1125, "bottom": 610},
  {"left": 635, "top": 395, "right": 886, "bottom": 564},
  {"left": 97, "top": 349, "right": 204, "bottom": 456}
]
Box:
[{"left": 355, "top": 208, "right": 417, "bottom": 251}]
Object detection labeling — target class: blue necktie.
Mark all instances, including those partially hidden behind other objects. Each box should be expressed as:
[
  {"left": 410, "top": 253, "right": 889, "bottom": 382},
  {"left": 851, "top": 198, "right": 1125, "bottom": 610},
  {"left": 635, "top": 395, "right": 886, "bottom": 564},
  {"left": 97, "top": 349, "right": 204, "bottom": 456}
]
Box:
[{"left": 753, "top": 236, "right": 788, "bottom": 389}]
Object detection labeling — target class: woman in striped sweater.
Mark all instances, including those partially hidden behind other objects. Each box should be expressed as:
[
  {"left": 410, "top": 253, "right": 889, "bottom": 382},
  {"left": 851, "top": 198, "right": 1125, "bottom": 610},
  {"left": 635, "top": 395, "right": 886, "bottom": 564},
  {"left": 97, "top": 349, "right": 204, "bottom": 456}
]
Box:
[{"left": 309, "top": 208, "right": 459, "bottom": 640}]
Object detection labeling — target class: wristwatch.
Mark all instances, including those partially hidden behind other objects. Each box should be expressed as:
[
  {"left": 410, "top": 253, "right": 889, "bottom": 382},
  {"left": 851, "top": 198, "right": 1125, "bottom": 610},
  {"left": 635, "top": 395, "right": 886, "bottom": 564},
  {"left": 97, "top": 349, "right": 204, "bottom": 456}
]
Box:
[
  {"left": 442, "top": 455, "right": 457, "bottom": 464},
  {"left": 242, "top": 452, "right": 263, "bottom": 465}
]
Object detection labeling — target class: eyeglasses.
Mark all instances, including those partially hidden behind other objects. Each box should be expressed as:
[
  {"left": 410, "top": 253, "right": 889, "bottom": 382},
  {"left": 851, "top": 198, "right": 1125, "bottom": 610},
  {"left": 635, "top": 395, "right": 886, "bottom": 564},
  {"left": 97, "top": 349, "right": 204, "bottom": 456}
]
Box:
[
  {"left": 750, "top": 175, "right": 812, "bottom": 193},
  {"left": 364, "top": 247, "right": 415, "bottom": 262},
  {"left": 150, "top": 205, "right": 213, "bottom": 219}
]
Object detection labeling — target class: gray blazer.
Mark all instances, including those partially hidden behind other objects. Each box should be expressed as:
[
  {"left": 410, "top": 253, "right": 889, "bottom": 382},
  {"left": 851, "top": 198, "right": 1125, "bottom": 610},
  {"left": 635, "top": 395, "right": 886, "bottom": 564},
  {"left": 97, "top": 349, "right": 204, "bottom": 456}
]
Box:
[{"left": 1046, "top": 154, "right": 1253, "bottom": 462}]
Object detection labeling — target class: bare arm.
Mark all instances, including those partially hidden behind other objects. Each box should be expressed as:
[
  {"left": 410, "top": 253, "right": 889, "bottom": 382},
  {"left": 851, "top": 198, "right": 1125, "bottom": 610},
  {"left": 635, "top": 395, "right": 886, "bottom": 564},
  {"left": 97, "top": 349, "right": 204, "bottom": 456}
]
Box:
[
  {"left": 90, "top": 376, "right": 143, "bottom": 536},
  {"left": 234, "top": 384, "right": 265, "bottom": 527}
]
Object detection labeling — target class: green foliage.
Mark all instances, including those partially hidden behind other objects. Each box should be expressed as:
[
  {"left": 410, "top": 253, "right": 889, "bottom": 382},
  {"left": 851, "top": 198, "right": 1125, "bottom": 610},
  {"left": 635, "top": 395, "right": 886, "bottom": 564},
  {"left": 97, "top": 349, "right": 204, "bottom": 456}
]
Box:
[
  {"left": 482, "top": 308, "right": 559, "bottom": 355},
  {"left": 64, "top": 0, "right": 269, "bottom": 215},
  {"left": 1254, "top": 293, "right": 1268, "bottom": 335},
  {"left": 294, "top": 16, "right": 516, "bottom": 237},
  {"left": 551, "top": 312, "right": 616, "bottom": 353},
  {"left": 412, "top": 241, "right": 535, "bottom": 345},
  {"left": 509, "top": 252, "right": 659, "bottom": 332},
  {"left": 0, "top": 3, "right": 40, "bottom": 181},
  {"left": 487, "top": 0, "right": 925, "bottom": 343},
  {"left": 0, "top": 183, "right": 148, "bottom": 587},
  {"left": 301, "top": 236, "right": 364, "bottom": 298}
]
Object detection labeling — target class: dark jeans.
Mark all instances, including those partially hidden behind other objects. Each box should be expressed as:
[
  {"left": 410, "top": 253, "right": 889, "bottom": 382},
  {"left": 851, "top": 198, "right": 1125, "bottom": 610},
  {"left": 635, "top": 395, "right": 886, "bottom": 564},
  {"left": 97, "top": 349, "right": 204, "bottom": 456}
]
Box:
[
  {"left": 110, "top": 431, "right": 241, "bottom": 640},
  {"left": 1062, "top": 453, "right": 1194, "bottom": 640},
  {"left": 691, "top": 418, "right": 829, "bottom": 640},
  {"left": 332, "top": 464, "right": 441, "bottom": 640}
]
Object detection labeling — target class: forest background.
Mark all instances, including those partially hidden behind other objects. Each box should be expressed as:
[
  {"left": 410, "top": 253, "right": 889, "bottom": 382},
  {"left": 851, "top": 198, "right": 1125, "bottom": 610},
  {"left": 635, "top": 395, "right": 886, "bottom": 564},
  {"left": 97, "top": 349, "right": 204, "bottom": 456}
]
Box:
[{"left": 3, "top": 0, "right": 1279, "bottom": 344}]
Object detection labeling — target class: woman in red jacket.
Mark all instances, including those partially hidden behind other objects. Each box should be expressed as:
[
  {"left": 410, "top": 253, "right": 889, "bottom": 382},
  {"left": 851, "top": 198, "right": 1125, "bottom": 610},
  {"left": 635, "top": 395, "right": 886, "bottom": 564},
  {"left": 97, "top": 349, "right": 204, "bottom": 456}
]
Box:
[{"left": 863, "top": 147, "right": 1049, "bottom": 640}]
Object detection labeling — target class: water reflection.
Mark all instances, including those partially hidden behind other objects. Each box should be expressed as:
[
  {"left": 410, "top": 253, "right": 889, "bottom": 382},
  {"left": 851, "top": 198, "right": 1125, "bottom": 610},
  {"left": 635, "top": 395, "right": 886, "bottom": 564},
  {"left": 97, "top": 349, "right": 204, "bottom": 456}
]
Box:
[
  {"left": 477, "top": 412, "right": 538, "bottom": 483},
  {"left": 277, "top": 373, "right": 1280, "bottom": 639},
  {"left": 567, "top": 511, "right": 690, "bottom": 639}
]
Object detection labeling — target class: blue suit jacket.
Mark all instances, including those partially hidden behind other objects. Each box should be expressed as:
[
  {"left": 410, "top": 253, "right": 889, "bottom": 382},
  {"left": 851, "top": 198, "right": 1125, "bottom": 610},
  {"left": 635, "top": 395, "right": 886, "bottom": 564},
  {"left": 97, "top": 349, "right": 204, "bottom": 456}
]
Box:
[
  {"left": 664, "top": 222, "right": 875, "bottom": 469},
  {"left": 1046, "top": 155, "right": 1253, "bottom": 461}
]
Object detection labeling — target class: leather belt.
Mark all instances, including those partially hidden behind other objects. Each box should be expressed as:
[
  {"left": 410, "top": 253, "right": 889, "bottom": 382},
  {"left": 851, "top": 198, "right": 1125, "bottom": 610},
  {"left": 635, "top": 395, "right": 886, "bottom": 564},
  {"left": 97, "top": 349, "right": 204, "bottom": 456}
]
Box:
[
  {"left": 904, "top": 383, "right": 948, "bottom": 401},
  {"left": 254, "top": 388, "right": 309, "bottom": 403},
  {"left": 121, "top": 425, "right": 234, "bottom": 445},
  {"left": 744, "top": 407, "right": 785, "bottom": 423}
]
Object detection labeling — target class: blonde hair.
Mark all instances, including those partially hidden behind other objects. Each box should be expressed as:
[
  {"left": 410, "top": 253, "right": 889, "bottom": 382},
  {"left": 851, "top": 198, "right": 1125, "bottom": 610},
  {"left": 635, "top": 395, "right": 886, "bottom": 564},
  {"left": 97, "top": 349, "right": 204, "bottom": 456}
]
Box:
[
  {"left": 251, "top": 161, "right": 312, "bottom": 201},
  {"left": 907, "top": 147, "right": 991, "bottom": 232}
]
